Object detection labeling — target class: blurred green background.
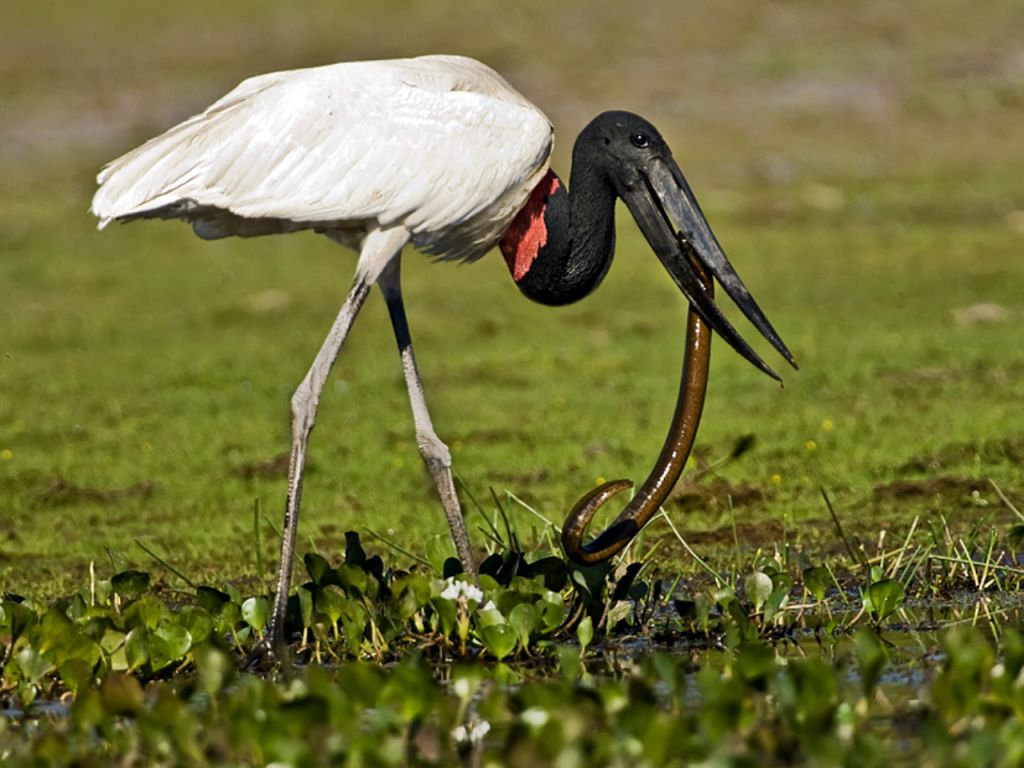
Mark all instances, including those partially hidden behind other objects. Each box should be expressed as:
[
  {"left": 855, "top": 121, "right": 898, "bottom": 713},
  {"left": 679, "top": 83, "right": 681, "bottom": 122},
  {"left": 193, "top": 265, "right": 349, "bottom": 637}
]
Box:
[{"left": 2, "top": 0, "right": 1023, "bottom": 595}]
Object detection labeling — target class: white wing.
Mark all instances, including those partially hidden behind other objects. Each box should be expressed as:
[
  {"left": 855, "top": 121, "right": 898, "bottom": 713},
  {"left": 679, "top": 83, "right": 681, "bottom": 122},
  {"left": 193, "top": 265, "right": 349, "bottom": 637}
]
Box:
[{"left": 92, "top": 55, "right": 553, "bottom": 261}]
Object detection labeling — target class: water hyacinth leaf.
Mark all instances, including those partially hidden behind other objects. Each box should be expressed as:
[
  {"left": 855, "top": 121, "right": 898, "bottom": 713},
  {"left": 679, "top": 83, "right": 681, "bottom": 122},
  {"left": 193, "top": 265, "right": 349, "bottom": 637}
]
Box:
[
  {"left": 393, "top": 573, "right": 431, "bottom": 620},
  {"left": 68, "top": 593, "right": 88, "bottom": 620},
  {"left": 124, "top": 626, "right": 150, "bottom": 671},
  {"left": 297, "top": 585, "right": 314, "bottom": 628},
  {"left": 304, "top": 552, "right": 333, "bottom": 586},
  {"left": 241, "top": 596, "right": 270, "bottom": 634},
  {"left": 853, "top": 628, "right": 888, "bottom": 699},
  {"left": 577, "top": 615, "right": 594, "bottom": 654},
  {"left": 150, "top": 624, "right": 192, "bottom": 669},
  {"left": 58, "top": 658, "right": 94, "bottom": 694},
  {"left": 111, "top": 570, "right": 150, "bottom": 602},
  {"left": 196, "top": 586, "right": 231, "bottom": 615},
  {"left": 193, "top": 643, "right": 233, "bottom": 698},
  {"left": 39, "top": 608, "right": 101, "bottom": 668},
  {"left": 627, "top": 580, "right": 648, "bottom": 602},
  {"left": 336, "top": 563, "right": 368, "bottom": 598},
  {"left": 803, "top": 567, "right": 830, "bottom": 602},
  {"left": 734, "top": 641, "right": 777, "bottom": 691},
  {"left": 727, "top": 600, "right": 757, "bottom": 642},
  {"left": 478, "top": 553, "right": 504, "bottom": 579},
  {"left": 216, "top": 601, "right": 242, "bottom": 635},
  {"left": 538, "top": 592, "right": 565, "bottom": 633},
  {"left": 177, "top": 606, "right": 214, "bottom": 645},
  {"left": 476, "top": 601, "right": 506, "bottom": 631},
  {"left": 714, "top": 586, "right": 738, "bottom": 611},
  {"left": 481, "top": 623, "right": 517, "bottom": 660},
  {"left": 866, "top": 579, "right": 906, "bottom": 623},
  {"left": 221, "top": 582, "right": 243, "bottom": 605},
  {"left": 339, "top": 603, "right": 370, "bottom": 653},
  {"left": 99, "top": 672, "right": 145, "bottom": 717},
  {"left": 431, "top": 596, "right": 457, "bottom": 637},
  {"left": 744, "top": 572, "right": 773, "bottom": 612},
  {"left": 524, "top": 556, "right": 569, "bottom": 592},
  {"left": 344, "top": 530, "right": 366, "bottom": 566},
  {"left": 695, "top": 593, "right": 712, "bottom": 630},
  {"left": 15, "top": 647, "right": 49, "bottom": 684},
  {"left": 123, "top": 596, "right": 172, "bottom": 630},
  {"left": 770, "top": 571, "right": 794, "bottom": 596},
  {"left": 313, "top": 585, "right": 347, "bottom": 626},
  {"left": 763, "top": 590, "right": 789, "bottom": 625},
  {"left": 508, "top": 602, "right": 539, "bottom": 649}
]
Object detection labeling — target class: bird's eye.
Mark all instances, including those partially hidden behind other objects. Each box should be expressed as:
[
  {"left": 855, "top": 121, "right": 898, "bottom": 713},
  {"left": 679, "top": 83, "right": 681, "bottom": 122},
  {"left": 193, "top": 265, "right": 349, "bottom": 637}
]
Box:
[{"left": 630, "top": 132, "right": 650, "bottom": 148}]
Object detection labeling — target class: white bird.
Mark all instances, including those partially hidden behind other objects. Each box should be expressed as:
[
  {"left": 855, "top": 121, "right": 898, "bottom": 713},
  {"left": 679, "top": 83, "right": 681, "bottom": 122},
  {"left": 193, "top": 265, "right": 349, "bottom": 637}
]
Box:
[{"left": 92, "top": 54, "right": 795, "bottom": 658}]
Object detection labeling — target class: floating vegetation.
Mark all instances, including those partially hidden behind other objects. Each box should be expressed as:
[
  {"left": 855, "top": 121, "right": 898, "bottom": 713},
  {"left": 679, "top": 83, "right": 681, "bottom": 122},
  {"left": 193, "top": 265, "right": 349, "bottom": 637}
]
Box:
[{"left": 4, "top": 515, "right": 1024, "bottom": 766}]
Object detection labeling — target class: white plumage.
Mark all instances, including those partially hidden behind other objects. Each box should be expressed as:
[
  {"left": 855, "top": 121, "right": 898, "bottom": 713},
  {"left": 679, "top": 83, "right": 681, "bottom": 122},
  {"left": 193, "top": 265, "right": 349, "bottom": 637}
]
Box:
[{"left": 93, "top": 55, "right": 553, "bottom": 261}]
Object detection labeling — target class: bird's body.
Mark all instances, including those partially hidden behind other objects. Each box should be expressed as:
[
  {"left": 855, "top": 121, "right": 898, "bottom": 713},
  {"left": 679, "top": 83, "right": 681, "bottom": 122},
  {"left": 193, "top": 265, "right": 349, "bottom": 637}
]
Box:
[
  {"left": 93, "top": 54, "right": 795, "bottom": 660},
  {"left": 93, "top": 56, "right": 552, "bottom": 262}
]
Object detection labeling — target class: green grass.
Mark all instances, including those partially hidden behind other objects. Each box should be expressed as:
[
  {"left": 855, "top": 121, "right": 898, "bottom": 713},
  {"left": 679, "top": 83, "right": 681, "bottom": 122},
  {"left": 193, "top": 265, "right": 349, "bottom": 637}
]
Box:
[{"left": 1, "top": 0, "right": 1023, "bottom": 598}]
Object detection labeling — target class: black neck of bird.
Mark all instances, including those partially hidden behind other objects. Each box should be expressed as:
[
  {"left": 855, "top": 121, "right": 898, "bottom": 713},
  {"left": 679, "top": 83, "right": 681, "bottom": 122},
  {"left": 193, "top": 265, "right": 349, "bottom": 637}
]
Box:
[{"left": 500, "top": 148, "right": 618, "bottom": 306}]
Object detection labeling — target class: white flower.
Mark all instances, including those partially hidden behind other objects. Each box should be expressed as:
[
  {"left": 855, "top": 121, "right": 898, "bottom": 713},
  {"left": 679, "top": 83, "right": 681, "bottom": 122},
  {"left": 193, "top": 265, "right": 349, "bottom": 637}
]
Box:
[
  {"left": 441, "top": 579, "right": 485, "bottom": 603},
  {"left": 453, "top": 720, "right": 491, "bottom": 744}
]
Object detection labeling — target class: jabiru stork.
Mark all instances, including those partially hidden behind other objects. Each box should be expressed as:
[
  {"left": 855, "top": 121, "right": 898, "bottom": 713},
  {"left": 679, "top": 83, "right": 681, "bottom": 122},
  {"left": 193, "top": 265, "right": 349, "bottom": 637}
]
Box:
[{"left": 91, "top": 54, "right": 796, "bottom": 658}]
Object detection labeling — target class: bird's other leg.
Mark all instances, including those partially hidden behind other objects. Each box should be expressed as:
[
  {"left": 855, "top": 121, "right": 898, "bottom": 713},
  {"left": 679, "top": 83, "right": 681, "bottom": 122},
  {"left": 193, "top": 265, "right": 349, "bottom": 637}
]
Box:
[
  {"left": 378, "top": 255, "right": 478, "bottom": 579},
  {"left": 262, "top": 227, "right": 410, "bottom": 664}
]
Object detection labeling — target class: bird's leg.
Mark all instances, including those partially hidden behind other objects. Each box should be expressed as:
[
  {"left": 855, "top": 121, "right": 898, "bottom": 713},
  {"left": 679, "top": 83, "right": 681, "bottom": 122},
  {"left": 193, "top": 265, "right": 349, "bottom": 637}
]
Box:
[
  {"left": 262, "top": 227, "right": 409, "bottom": 664},
  {"left": 378, "top": 256, "right": 478, "bottom": 579}
]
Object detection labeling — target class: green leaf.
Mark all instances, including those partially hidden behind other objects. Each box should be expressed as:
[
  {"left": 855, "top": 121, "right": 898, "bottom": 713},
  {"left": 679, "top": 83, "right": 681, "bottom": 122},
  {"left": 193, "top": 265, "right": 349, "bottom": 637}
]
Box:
[
  {"left": 336, "top": 563, "right": 368, "bottom": 598},
  {"left": 344, "top": 531, "right": 366, "bottom": 566},
  {"left": 313, "top": 585, "right": 347, "bottom": 625},
  {"left": 727, "top": 600, "right": 757, "bottom": 642},
  {"left": 15, "top": 647, "right": 49, "bottom": 684},
  {"left": 124, "top": 626, "right": 150, "bottom": 671},
  {"left": 241, "top": 596, "right": 270, "bottom": 633},
  {"left": 2, "top": 600, "right": 37, "bottom": 646},
  {"left": 111, "top": 570, "right": 150, "bottom": 602},
  {"left": 744, "top": 571, "right": 773, "bottom": 613},
  {"left": 802, "top": 567, "right": 830, "bottom": 602},
  {"left": 866, "top": 579, "right": 906, "bottom": 623},
  {"left": 178, "top": 606, "right": 214, "bottom": 645},
  {"left": 193, "top": 643, "right": 233, "bottom": 698},
  {"left": 99, "top": 672, "right": 144, "bottom": 717},
  {"left": 39, "top": 608, "right": 101, "bottom": 667},
  {"left": 297, "top": 585, "right": 314, "bottom": 628},
  {"left": 481, "top": 623, "right": 517, "bottom": 661},
  {"left": 304, "top": 552, "right": 333, "bottom": 586},
  {"left": 508, "top": 602, "right": 539, "bottom": 649},
  {"left": 733, "top": 642, "right": 777, "bottom": 691},
  {"left": 196, "top": 586, "right": 231, "bottom": 615},
  {"left": 123, "top": 595, "right": 172, "bottom": 630},
  {"left": 58, "top": 658, "right": 94, "bottom": 694},
  {"left": 576, "top": 615, "right": 594, "bottom": 654},
  {"left": 150, "top": 624, "right": 192, "bottom": 669},
  {"left": 853, "top": 628, "right": 889, "bottom": 699},
  {"left": 538, "top": 591, "right": 565, "bottom": 634}
]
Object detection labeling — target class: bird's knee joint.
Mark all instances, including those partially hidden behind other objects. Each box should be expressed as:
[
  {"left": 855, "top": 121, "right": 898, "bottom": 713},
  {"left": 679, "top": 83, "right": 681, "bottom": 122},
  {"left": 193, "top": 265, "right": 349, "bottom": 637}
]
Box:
[{"left": 417, "top": 433, "right": 452, "bottom": 467}]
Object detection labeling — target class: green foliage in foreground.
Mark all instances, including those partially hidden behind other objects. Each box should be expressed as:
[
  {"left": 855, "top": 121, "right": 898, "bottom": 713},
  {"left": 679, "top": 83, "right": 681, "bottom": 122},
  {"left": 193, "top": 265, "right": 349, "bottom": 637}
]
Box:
[
  {"left": 5, "top": 622, "right": 1024, "bottom": 766},
  {"left": 5, "top": 525, "right": 1024, "bottom": 766}
]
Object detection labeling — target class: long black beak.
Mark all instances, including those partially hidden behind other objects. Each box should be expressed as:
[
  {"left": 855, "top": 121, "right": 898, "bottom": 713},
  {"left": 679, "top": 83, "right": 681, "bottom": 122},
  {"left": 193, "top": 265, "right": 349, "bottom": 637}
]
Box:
[{"left": 621, "top": 155, "right": 797, "bottom": 380}]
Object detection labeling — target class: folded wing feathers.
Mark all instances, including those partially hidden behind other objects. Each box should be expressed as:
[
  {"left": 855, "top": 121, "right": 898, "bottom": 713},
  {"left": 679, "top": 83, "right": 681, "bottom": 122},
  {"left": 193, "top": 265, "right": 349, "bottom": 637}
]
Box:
[{"left": 92, "top": 56, "right": 553, "bottom": 260}]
